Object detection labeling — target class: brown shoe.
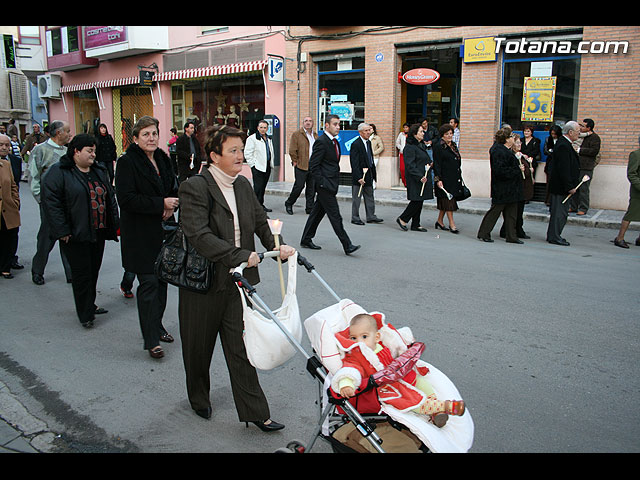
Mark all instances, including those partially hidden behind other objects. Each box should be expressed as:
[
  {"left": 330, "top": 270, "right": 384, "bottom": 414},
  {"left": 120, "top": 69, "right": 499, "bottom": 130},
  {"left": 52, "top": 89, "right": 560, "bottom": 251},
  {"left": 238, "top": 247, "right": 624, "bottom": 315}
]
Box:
[
  {"left": 431, "top": 412, "right": 449, "bottom": 428},
  {"left": 149, "top": 346, "right": 164, "bottom": 359}
]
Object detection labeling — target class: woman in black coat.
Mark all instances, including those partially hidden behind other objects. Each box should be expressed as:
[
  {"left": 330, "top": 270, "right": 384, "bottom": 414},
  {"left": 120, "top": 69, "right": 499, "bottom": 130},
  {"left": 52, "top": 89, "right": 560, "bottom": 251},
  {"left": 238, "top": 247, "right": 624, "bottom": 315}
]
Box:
[
  {"left": 433, "top": 123, "right": 464, "bottom": 234},
  {"left": 520, "top": 124, "right": 541, "bottom": 172},
  {"left": 476, "top": 127, "right": 525, "bottom": 243},
  {"left": 396, "top": 123, "right": 433, "bottom": 232},
  {"left": 95, "top": 124, "right": 117, "bottom": 185},
  {"left": 115, "top": 116, "right": 179, "bottom": 359},
  {"left": 41, "top": 134, "right": 119, "bottom": 328}
]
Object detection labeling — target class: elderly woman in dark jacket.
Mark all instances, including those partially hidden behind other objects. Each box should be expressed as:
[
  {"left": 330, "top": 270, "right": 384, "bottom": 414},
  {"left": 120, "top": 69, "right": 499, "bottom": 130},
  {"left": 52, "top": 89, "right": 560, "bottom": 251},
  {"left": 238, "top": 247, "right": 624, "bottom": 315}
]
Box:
[
  {"left": 433, "top": 123, "right": 464, "bottom": 234},
  {"left": 396, "top": 123, "right": 433, "bottom": 232},
  {"left": 178, "top": 124, "right": 295, "bottom": 430},
  {"left": 115, "top": 116, "right": 179, "bottom": 359},
  {"left": 41, "top": 134, "right": 119, "bottom": 328},
  {"left": 477, "top": 127, "right": 525, "bottom": 243}
]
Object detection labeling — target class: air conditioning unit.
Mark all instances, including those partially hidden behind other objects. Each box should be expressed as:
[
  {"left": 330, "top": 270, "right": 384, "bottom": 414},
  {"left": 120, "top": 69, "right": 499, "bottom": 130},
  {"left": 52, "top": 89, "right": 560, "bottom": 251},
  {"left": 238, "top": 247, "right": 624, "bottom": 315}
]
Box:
[{"left": 37, "top": 73, "right": 62, "bottom": 99}]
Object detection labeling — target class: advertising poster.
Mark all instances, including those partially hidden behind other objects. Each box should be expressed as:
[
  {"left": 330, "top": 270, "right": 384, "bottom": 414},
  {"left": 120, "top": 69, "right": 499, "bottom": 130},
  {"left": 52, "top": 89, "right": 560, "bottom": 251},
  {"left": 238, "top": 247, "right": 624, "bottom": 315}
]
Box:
[{"left": 521, "top": 76, "right": 557, "bottom": 122}]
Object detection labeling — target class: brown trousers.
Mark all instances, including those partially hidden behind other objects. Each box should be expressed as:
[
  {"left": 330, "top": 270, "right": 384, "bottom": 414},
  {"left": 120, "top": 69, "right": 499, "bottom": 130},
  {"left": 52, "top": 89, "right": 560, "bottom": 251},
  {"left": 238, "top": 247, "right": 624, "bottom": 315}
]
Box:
[{"left": 178, "top": 275, "right": 270, "bottom": 422}]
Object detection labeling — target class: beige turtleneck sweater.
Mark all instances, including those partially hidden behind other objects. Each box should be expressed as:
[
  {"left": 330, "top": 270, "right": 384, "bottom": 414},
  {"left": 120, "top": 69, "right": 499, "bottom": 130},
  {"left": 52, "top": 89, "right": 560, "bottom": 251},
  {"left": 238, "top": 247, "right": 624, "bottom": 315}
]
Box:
[{"left": 208, "top": 164, "right": 241, "bottom": 248}]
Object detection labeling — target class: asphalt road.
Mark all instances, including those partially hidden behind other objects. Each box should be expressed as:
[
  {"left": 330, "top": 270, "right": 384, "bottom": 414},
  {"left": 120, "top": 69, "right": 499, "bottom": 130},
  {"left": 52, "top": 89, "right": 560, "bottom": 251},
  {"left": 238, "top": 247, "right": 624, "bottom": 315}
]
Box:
[{"left": 1, "top": 189, "right": 638, "bottom": 453}]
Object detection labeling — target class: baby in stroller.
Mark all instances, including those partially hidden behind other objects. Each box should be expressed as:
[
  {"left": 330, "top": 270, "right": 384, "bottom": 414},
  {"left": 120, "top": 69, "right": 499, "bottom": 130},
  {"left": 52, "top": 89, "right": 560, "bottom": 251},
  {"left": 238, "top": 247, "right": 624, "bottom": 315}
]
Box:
[
  {"left": 333, "top": 313, "right": 465, "bottom": 428},
  {"left": 305, "top": 299, "right": 473, "bottom": 452}
]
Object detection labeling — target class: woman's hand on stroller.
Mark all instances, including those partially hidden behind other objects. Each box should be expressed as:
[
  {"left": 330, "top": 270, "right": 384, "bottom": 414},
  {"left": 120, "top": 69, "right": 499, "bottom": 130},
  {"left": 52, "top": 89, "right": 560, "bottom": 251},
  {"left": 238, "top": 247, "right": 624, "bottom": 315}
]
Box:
[
  {"left": 276, "top": 244, "right": 296, "bottom": 261},
  {"left": 248, "top": 252, "right": 261, "bottom": 268}
]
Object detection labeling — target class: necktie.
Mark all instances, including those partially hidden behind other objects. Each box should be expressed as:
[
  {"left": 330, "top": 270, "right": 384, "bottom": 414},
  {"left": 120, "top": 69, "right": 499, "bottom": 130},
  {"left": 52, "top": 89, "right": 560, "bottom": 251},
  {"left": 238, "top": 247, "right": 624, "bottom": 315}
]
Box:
[
  {"left": 366, "top": 140, "right": 374, "bottom": 168},
  {"left": 333, "top": 138, "right": 340, "bottom": 159}
]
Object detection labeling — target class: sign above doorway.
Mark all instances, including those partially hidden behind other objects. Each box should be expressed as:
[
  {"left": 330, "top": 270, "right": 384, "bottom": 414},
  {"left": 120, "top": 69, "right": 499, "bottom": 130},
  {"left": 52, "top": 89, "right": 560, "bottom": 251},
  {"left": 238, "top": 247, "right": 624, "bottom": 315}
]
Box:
[{"left": 402, "top": 68, "right": 440, "bottom": 85}]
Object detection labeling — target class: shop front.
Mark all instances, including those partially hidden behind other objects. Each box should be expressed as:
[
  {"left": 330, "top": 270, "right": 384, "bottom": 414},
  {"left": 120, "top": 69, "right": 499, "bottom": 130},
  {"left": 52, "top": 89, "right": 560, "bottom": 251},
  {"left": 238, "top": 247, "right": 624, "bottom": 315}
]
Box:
[{"left": 398, "top": 41, "right": 461, "bottom": 132}]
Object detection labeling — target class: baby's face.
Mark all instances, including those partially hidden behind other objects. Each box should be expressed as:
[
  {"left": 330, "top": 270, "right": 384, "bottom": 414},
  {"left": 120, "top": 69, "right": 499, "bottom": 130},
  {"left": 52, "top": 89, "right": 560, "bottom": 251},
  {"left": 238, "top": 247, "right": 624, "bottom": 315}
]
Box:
[{"left": 349, "top": 322, "right": 379, "bottom": 350}]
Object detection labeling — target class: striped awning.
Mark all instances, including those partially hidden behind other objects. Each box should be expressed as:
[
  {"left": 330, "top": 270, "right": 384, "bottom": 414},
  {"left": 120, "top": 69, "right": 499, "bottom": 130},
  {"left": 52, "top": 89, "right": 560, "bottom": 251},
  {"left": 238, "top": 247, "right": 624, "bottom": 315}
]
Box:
[
  {"left": 59, "top": 76, "right": 139, "bottom": 93},
  {"left": 154, "top": 60, "right": 267, "bottom": 82},
  {"left": 59, "top": 60, "right": 267, "bottom": 93}
]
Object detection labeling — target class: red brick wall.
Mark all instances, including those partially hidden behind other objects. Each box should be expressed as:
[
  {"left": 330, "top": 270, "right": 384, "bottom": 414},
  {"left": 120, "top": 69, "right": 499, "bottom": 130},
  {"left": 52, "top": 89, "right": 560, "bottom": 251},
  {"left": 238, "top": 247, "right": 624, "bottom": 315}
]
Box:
[{"left": 578, "top": 26, "right": 640, "bottom": 166}]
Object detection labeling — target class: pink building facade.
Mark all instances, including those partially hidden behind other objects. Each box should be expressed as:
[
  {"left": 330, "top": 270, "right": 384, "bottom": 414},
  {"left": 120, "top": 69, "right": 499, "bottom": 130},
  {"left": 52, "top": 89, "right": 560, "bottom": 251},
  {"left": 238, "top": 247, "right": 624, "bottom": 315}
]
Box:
[{"left": 42, "top": 26, "right": 287, "bottom": 179}]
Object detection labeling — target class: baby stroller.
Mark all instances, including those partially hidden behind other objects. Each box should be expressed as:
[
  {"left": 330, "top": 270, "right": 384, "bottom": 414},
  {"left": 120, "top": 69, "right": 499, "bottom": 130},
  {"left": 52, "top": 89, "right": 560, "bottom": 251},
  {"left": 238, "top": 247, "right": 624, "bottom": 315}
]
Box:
[{"left": 232, "top": 251, "right": 474, "bottom": 453}]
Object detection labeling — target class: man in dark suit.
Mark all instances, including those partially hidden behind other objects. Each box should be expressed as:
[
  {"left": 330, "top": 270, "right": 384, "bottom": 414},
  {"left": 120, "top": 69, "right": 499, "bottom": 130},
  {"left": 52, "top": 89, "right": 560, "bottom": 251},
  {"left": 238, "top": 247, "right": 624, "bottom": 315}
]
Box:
[
  {"left": 350, "top": 123, "right": 382, "bottom": 225},
  {"left": 547, "top": 121, "right": 581, "bottom": 246},
  {"left": 300, "top": 115, "right": 360, "bottom": 255},
  {"left": 176, "top": 121, "right": 202, "bottom": 183}
]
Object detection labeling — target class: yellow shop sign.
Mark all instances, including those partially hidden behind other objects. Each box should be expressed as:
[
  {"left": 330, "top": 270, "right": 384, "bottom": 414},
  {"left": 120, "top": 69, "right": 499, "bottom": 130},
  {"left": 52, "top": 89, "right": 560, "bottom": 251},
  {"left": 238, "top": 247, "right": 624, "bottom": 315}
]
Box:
[{"left": 463, "top": 37, "right": 497, "bottom": 63}]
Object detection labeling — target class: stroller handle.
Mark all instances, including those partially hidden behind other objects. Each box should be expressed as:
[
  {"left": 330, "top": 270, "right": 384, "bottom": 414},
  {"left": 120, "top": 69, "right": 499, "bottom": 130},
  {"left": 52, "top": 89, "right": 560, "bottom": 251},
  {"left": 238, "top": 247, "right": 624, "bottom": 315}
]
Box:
[{"left": 232, "top": 250, "right": 280, "bottom": 276}]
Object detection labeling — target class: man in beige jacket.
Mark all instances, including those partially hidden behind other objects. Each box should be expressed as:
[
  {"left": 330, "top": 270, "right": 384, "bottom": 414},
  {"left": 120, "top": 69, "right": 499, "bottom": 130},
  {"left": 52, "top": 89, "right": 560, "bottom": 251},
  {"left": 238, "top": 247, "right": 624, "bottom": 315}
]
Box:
[{"left": 285, "top": 116, "right": 317, "bottom": 215}]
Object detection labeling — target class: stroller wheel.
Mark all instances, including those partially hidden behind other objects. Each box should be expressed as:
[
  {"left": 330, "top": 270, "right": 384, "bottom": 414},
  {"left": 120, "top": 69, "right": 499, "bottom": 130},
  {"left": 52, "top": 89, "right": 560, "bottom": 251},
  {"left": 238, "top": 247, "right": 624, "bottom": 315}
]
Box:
[
  {"left": 274, "top": 439, "right": 306, "bottom": 453},
  {"left": 286, "top": 439, "right": 306, "bottom": 453},
  {"left": 275, "top": 447, "right": 294, "bottom": 453}
]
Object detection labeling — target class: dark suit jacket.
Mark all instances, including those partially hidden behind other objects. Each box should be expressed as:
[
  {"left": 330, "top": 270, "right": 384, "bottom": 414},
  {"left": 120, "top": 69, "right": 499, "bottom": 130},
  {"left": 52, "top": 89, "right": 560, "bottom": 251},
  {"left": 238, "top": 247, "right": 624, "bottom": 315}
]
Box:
[
  {"left": 178, "top": 168, "right": 281, "bottom": 292},
  {"left": 176, "top": 133, "right": 202, "bottom": 181},
  {"left": 115, "top": 144, "right": 178, "bottom": 274},
  {"left": 548, "top": 135, "right": 580, "bottom": 195},
  {"left": 310, "top": 133, "right": 341, "bottom": 195},
  {"left": 349, "top": 136, "right": 377, "bottom": 186}
]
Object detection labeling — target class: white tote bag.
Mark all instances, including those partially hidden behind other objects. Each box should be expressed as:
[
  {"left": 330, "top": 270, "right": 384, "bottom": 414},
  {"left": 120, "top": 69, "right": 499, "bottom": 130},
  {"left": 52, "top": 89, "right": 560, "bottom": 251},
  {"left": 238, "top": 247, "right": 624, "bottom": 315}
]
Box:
[{"left": 239, "top": 252, "right": 302, "bottom": 370}]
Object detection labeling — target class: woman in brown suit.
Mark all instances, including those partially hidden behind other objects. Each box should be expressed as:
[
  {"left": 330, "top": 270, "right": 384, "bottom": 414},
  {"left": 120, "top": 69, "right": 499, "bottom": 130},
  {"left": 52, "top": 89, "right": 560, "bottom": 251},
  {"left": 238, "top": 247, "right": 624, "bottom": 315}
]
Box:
[
  {"left": 178, "top": 124, "right": 295, "bottom": 431},
  {"left": 0, "top": 145, "right": 20, "bottom": 279}
]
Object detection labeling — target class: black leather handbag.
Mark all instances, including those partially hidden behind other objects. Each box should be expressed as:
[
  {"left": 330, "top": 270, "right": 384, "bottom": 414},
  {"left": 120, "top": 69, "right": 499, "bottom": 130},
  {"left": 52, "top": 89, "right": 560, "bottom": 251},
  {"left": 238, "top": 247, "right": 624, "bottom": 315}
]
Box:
[
  {"left": 454, "top": 178, "right": 472, "bottom": 201},
  {"left": 154, "top": 220, "right": 214, "bottom": 293}
]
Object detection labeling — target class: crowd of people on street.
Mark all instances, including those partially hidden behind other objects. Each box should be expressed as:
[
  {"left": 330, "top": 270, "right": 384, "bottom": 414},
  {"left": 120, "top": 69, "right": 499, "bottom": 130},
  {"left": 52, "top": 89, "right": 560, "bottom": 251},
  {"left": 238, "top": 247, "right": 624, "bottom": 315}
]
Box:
[{"left": 1, "top": 110, "right": 638, "bottom": 434}]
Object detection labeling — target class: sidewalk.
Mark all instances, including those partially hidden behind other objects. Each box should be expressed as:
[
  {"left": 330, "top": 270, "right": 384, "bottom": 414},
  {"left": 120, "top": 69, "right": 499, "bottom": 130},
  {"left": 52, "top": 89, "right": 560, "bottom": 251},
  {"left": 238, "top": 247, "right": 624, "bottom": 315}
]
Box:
[
  {"left": 266, "top": 182, "right": 638, "bottom": 232},
  {"left": 0, "top": 379, "right": 57, "bottom": 453}
]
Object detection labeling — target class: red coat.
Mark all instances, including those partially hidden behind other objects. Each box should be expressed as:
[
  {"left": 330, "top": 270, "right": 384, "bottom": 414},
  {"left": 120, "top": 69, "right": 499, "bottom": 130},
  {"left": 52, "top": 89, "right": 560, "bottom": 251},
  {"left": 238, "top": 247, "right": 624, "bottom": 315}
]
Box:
[{"left": 330, "top": 314, "right": 430, "bottom": 414}]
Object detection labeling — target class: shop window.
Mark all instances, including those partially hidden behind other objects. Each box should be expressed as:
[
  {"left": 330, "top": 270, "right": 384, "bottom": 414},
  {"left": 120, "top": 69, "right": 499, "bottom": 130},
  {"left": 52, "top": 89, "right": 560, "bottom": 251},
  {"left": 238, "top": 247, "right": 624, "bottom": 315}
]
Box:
[
  {"left": 317, "top": 57, "right": 365, "bottom": 132},
  {"left": 501, "top": 55, "right": 581, "bottom": 132},
  {"left": 73, "top": 90, "right": 100, "bottom": 136},
  {"left": 170, "top": 72, "right": 265, "bottom": 150},
  {"left": 400, "top": 47, "right": 461, "bottom": 129}
]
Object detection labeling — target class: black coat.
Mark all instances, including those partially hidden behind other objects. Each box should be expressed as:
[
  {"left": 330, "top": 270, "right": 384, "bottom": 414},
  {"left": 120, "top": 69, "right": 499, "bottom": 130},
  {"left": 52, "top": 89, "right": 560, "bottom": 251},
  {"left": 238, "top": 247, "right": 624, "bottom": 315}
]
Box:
[
  {"left": 6, "top": 153, "right": 21, "bottom": 191},
  {"left": 489, "top": 142, "right": 522, "bottom": 205},
  {"left": 310, "top": 133, "right": 341, "bottom": 195},
  {"left": 349, "top": 136, "right": 377, "bottom": 186},
  {"left": 115, "top": 143, "right": 178, "bottom": 274},
  {"left": 520, "top": 136, "right": 541, "bottom": 170},
  {"left": 548, "top": 135, "right": 580, "bottom": 195},
  {"left": 403, "top": 137, "right": 433, "bottom": 201},
  {"left": 176, "top": 133, "right": 202, "bottom": 181},
  {"left": 95, "top": 133, "right": 117, "bottom": 165},
  {"left": 41, "top": 153, "right": 119, "bottom": 243},
  {"left": 432, "top": 139, "right": 463, "bottom": 200}
]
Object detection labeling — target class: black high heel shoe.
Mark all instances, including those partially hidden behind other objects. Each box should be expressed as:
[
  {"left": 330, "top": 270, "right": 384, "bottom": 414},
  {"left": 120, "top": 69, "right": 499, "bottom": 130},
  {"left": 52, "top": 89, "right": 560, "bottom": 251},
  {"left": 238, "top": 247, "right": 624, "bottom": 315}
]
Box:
[
  {"left": 195, "top": 406, "right": 212, "bottom": 419},
  {"left": 434, "top": 221, "right": 449, "bottom": 231},
  {"left": 246, "top": 419, "right": 285, "bottom": 432}
]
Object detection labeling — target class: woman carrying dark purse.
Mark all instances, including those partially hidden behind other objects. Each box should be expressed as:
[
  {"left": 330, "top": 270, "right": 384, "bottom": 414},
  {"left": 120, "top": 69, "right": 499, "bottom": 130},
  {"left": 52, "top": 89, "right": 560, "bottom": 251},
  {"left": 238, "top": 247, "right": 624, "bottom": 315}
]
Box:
[
  {"left": 115, "top": 116, "right": 179, "bottom": 359},
  {"left": 433, "top": 124, "right": 465, "bottom": 234}
]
